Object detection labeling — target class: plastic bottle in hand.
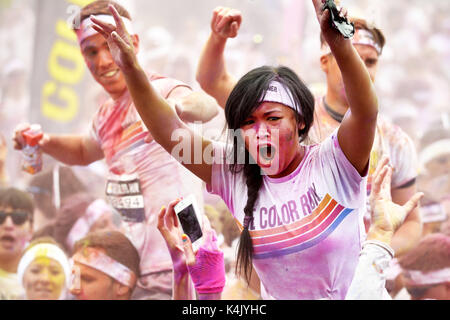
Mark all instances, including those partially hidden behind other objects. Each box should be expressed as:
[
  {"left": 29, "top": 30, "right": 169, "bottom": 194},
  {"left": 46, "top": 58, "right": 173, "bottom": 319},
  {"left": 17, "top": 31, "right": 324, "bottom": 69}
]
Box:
[{"left": 22, "top": 124, "right": 43, "bottom": 174}]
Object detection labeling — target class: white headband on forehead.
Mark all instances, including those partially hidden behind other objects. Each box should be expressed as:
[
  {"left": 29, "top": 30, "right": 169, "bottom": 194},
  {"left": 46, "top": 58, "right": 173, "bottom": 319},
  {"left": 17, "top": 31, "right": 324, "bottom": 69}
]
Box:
[
  {"left": 421, "top": 203, "right": 448, "bottom": 224},
  {"left": 403, "top": 268, "right": 450, "bottom": 287},
  {"left": 75, "top": 14, "right": 135, "bottom": 45},
  {"left": 322, "top": 28, "right": 382, "bottom": 56},
  {"left": 260, "top": 81, "right": 302, "bottom": 116},
  {"left": 419, "top": 139, "right": 450, "bottom": 170},
  {"left": 18, "top": 243, "right": 71, "bottom": 290},
  {"left": 72, "top": 247, "right": 137, "bottom": 288}
]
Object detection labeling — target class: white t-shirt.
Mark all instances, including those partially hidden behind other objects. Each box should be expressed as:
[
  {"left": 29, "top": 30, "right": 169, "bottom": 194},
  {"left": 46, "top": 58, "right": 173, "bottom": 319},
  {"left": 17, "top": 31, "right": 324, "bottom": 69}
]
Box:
[
  {"left": 207, "top": 131, "right": 367, "bottom": 300},
  {"left": 0, "top": 268, "right": 24, "bottom": 300},
  {"left": 90, "top": 72, "right": 204, "bottom": 278}
]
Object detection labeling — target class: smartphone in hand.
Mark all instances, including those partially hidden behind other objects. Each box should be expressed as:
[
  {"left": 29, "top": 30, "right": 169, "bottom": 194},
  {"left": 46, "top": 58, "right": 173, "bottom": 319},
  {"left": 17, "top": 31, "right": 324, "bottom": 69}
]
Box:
[{"left": 174, "top": 195, "right": 203, "bottom": 249}]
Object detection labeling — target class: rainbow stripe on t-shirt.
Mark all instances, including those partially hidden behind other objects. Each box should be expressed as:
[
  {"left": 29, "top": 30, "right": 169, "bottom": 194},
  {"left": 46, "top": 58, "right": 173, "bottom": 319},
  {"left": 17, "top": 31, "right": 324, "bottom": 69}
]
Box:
[
  {"left": 111, "top": 121, "right": 149, "bottom": 163},
  {"left": 251, "top": 194, "right": 354, "bottom": 260}
]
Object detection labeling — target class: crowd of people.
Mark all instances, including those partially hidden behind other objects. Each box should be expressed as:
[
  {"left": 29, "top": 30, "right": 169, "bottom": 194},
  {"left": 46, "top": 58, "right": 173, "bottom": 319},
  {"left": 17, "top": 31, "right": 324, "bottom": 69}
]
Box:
[{"left": 0, "top": 0, "right": 449, "bottom": 301}]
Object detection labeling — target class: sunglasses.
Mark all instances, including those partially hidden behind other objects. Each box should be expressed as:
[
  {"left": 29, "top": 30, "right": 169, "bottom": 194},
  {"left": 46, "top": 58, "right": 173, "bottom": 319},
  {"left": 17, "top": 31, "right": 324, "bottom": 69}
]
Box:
[{"left": 0, "top": 211, "right": 31, "bottom": 226}]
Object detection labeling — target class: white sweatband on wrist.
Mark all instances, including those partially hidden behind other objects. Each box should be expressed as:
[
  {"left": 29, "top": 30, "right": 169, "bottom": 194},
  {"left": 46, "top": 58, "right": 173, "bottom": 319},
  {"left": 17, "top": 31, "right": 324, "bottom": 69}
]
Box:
[{"left": 346, "top": 242, "right": 393, "bottom": 300}]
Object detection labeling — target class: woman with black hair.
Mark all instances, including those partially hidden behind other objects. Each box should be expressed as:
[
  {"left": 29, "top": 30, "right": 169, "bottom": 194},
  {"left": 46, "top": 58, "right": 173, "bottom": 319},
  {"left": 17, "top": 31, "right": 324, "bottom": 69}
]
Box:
[{"left": 92, "top": 0, "right": 381, "bottom": 299}]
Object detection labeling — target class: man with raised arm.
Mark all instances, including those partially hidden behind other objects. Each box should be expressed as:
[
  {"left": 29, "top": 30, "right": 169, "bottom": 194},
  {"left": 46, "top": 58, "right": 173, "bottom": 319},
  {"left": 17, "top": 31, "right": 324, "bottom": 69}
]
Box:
[{"left": 13, "top": 0, "right": 219, "bottom": 300}]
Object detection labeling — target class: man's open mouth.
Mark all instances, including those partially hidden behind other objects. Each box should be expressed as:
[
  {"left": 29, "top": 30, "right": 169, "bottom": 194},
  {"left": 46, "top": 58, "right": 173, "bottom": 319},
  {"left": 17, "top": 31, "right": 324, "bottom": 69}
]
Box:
[{"left": 0, "top": 235, "right": 16, "bottom": 245}]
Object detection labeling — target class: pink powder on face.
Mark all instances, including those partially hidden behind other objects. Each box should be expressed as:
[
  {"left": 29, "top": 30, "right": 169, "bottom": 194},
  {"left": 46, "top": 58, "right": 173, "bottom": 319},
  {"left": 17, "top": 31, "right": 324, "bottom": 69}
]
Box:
[
  {"left": 85, "top": 59, "right": 97, "bottom": 75},
  {"left": 251, "top": 107, "right": 302, "bottom": 177},
  {"left": 207, "top": 127, "right": 367, "bottom": 299}
]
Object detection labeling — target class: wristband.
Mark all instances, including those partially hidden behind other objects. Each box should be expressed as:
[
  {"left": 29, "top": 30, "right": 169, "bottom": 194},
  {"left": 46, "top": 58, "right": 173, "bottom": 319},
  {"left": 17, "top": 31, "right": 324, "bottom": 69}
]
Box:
[
  {"left": 188, "top": 247, "right": 226, "bottom": 294},
  {"left": 363, "top": 240, "right": 395, "bottom": 258}
]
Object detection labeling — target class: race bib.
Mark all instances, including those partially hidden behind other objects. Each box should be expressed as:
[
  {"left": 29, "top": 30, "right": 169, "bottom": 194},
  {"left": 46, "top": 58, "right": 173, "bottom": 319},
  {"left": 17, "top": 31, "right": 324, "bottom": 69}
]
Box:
[{"left": 106, "top": 173, "right": 145, "bottom": 223}]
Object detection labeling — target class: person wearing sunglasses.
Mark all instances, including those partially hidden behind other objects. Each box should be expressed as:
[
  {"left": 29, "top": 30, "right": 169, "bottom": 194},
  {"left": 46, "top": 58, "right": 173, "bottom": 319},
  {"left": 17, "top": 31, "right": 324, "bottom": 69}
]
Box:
[{"left": 0, "top": 187, "right": 34, "bottom": 300}]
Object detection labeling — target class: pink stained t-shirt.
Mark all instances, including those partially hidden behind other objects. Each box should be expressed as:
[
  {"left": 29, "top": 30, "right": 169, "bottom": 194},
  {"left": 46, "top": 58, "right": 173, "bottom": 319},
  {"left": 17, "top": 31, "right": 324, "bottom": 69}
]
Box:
[
  {"left": 90, "top": 72, "right": 205, "bottom": 277},
  {"left": 207, "top": 131, "right": 367, "bottom": 300}
]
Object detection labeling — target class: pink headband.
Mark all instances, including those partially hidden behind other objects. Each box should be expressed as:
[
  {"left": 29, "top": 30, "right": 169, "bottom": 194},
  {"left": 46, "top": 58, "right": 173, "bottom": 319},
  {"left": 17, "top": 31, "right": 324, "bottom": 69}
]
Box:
[
  {"left": 72, "top": 247, "right": 137, "bottom": 288},
  {"left": 403, "top": 268, "right": 450, "bottom": 287},
  {"left": 75, "top": 14, "right": 135, "bottom": 45},
  {"left": 260, "top": 81, "right": 302, "bottom": 116},
  {"left": 322, "top": 28, "right": 382, "bottom": 55}
]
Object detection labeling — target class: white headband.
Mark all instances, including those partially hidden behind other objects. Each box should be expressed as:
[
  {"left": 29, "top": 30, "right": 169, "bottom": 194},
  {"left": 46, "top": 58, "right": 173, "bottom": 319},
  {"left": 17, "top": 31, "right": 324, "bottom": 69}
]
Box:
[
  {"left": 419, "top": 139, "right": 450, "bottom": 170},
  {"left": 403, "top": 268, "right": 450, "bottom": 287},
  {"left": 18, "top": 243, "right": 71, "bottom": 291},
  {"left": 260, "top": 81, "right": 302, "bottom": 116},
  {"left": 66, "top": 199, "right": 112, "bottom": 252},
  {"left": 322, "top": 28, "right": 382, "bottom": 56},
  {"left": 75, "top": 14, "right": 135, "bottom": 45},
  {"left": 72, "top": 247, "right": 137, "bottom": 288},
  {"left": 421, "top": 203, "right": 448, "bottom": 224}
]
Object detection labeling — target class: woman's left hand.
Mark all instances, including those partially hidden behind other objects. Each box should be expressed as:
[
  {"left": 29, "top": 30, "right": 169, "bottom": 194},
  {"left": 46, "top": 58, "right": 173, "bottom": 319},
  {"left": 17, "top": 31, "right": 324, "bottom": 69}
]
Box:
[{"left": 311, "top": 0, "right": 348, "bottom": 47}]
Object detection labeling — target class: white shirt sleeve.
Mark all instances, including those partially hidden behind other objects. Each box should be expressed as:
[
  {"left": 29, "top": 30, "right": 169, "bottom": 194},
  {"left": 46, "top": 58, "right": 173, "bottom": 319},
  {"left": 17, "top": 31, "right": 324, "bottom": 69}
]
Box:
[{"left": 345, "top": 243, "right": 393, "bottom": 300}]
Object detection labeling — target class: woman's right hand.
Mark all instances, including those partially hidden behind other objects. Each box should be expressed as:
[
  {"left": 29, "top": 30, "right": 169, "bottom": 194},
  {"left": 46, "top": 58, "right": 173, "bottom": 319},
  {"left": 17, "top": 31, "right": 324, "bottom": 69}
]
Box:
[
  {"left": 157, "top": 201, "right": 225, "bottom": 298},
  {"left": 157, "top": 199, "right": 186, "bottom": 269},
  {"left": 90, "top": 4, "right": 138, "bottom": 72},
  {"left": 211, "top": 7, "right": 242, "bottom": 40}
]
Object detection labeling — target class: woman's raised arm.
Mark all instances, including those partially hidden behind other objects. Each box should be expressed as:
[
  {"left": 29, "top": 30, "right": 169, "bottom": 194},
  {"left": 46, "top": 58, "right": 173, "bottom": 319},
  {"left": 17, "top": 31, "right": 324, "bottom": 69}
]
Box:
[
  {"left": 91, "top": 5, "right": 213, "bottom": 184},
  {"left": 312, "top": 0, "right": 379, "bottom": 175}
]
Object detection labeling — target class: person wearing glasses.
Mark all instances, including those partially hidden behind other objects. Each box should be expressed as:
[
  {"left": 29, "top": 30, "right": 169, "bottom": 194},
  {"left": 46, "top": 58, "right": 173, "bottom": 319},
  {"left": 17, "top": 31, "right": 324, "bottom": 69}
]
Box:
[{"left": 0, "top": 187, "right": 34, "bottom": 300}]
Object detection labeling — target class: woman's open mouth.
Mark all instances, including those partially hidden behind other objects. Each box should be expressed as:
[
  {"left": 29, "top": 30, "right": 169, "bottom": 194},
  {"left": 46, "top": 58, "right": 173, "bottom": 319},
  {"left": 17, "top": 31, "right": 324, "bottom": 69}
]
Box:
[{"left": 258, "top": 144, "right": 276, "bottom": 161}]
